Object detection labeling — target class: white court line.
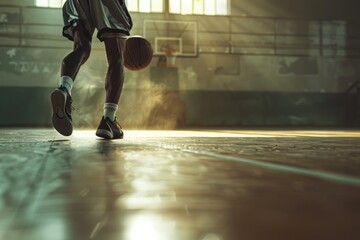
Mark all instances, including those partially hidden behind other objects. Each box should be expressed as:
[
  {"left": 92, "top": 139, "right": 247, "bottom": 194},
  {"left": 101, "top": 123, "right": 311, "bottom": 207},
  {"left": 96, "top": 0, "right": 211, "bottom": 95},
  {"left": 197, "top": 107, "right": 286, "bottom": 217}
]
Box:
[
  {"left": 159, "top": 146, "right": 360, "bottom": 187},
  {"left": 182, "top": 149, "right": 360, "bottom": 187},
  {"left": 69, "top": 130, "right": 360, "bottom": 187}
]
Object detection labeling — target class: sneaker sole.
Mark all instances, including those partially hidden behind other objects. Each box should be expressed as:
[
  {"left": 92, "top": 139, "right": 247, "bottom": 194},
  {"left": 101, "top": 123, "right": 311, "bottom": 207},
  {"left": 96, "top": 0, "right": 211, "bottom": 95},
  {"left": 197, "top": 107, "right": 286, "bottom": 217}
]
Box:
[
  {"left": 95, "top": 129, "right": 113, "bottom": 139},
  {"left": 51, "top": 89, "right": 73, "bottom": 136},
  {"left": 113, "top": 131, "right": 124, "bottom": 139}
]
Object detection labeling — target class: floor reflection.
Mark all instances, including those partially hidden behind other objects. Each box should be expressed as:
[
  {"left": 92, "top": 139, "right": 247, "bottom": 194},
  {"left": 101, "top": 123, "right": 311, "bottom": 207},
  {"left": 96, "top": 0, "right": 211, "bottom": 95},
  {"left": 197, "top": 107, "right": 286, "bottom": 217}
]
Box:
[{"left": 0, "top": 129, "right": 359, "bottom": 240}]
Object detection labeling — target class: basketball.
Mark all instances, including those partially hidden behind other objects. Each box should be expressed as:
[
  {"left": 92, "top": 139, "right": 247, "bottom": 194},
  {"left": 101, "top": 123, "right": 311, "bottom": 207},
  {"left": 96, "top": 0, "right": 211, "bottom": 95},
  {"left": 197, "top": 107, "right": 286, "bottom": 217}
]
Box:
[{"left": 124, "top": 36, "right": 153, "bottom": 71}]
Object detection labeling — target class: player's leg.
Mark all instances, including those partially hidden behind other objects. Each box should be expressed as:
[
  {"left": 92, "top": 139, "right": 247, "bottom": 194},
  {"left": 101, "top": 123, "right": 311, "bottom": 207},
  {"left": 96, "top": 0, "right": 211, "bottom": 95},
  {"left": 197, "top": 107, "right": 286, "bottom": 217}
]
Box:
[
  {"left": 89, "top": 0, "right": 131, "bottom": 139},
  {"left": 61, "top": 23, "right": 92, "bottom": 81},
  {"left": 96, "top": 37, "right": 126, "bottom": 139},
  {"left": 51, "top": 24, "right": 91, "bottom": 136},
  {"left": 104, "top": 37, "right": 126, "bottom": 104}
]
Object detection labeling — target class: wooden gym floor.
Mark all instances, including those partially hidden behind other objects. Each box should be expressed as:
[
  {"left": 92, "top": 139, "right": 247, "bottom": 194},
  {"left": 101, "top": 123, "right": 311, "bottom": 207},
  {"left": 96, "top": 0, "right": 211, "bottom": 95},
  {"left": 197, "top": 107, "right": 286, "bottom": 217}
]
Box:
[{"left": 0, "top": 128, "right": 359, "bottom": 240}]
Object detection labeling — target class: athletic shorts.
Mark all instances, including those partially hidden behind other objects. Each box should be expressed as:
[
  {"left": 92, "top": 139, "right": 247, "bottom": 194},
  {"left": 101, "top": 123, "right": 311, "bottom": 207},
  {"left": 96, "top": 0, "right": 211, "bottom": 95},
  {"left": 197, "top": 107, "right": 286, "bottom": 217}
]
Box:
[{"left": 62, "top": 0, "right": 133, "bottom": 41}]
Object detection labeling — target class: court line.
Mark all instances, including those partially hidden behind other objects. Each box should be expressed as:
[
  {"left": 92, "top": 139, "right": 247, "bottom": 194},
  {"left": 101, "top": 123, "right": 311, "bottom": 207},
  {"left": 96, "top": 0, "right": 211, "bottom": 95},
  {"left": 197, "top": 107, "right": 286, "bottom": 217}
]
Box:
[{"left": 164, "top": 146, "right": 360, "bottom": 187}]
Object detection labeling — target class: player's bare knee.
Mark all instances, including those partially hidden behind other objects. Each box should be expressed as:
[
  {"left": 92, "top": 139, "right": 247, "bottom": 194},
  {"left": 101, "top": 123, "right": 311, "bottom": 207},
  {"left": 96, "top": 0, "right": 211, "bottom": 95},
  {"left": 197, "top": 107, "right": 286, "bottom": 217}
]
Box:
[
  {"left": 108, "top": 58, "right": 124, "bottom": 70},
  {"left": 73, "top": 33, "right": 91, "bottom": 59},
  {"left": 82, "top": 47, "right": 91, "bottom": 62},
  {"left": 74, "top": 44, "right": 91, "bottom": 63}
]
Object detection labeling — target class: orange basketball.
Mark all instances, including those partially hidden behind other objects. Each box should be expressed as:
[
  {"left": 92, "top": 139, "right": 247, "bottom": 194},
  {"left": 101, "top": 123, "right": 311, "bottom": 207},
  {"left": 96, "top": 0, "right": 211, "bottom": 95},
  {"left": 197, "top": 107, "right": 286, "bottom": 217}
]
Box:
[{"left": 124, "top": 36, "right": 153, "bottom": 71}]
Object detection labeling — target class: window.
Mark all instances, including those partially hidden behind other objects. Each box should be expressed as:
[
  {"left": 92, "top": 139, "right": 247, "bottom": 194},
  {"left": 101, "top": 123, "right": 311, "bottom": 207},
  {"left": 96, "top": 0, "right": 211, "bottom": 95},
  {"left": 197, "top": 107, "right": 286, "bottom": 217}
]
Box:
[
  {"left": 169, "top": 0, "right": 230, "bottom": 15},
  {"left": 35, "top": 0, "right": 164, "bottom": 12},
  {"left": 35, "top": 0, "right": 66, "bottom": 7},
  {"left": 35, "top": 0, "right": 229, "bottom": 15},
  {"left": 126, "top": 0, "right": 164, "bottom": 13}
]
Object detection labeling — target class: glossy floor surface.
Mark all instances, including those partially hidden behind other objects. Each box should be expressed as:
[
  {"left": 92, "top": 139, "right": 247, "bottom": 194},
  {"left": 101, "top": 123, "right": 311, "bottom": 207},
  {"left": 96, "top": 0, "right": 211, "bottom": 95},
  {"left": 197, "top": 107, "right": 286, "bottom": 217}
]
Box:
[{"left": 0, "top": 129, "right": 359, "bottom": 240}]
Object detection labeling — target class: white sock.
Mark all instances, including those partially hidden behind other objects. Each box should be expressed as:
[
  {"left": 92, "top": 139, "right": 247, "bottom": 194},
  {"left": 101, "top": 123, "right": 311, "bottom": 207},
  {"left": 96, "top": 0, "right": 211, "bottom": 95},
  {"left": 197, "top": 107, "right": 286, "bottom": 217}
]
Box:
[
  {"left": 59, "top": 76, "right": 73, "bottom": 94},
  {"left": 104, "top": 103, "right": 118, "bottom": 121}
]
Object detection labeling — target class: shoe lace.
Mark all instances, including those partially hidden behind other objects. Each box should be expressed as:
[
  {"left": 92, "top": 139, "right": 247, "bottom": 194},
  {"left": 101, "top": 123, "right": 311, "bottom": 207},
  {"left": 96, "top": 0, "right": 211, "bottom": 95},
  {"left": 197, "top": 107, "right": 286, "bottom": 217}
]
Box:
[
  {"left": 64, "top": 96, "right": 74, "bottom": 120},
  {"left": 60, "top": 87, "right": 75, "bottom": 112},
  {"left": 114, "top": 118, "right": 122, "bottom": 129},
  {"left": 65, "top": 96, "right": 75, "bottom": 111}
]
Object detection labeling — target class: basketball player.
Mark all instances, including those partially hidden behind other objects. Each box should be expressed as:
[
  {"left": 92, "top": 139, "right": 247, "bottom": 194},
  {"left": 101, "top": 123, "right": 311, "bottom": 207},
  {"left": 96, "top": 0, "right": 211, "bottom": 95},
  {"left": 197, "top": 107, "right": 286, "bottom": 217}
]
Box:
[{"left": 50, "top": 0, "right": 132, "bottom": 139}]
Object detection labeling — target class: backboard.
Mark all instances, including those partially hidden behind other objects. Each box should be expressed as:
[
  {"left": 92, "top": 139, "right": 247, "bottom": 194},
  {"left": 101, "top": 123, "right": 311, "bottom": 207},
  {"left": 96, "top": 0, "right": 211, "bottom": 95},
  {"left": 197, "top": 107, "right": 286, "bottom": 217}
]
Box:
[{"left": 143, "top": 20, "right": 198, "bottom": 57}]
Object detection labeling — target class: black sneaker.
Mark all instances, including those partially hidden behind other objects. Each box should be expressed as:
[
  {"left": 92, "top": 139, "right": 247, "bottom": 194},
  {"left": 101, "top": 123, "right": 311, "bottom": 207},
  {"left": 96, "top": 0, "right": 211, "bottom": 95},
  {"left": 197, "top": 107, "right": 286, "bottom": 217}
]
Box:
[
  {"left": 96, "top": 117, "right": 124, "bottom": 139},
  {"left": 51, "top": 86, "right": 73, "bottom": 136}
]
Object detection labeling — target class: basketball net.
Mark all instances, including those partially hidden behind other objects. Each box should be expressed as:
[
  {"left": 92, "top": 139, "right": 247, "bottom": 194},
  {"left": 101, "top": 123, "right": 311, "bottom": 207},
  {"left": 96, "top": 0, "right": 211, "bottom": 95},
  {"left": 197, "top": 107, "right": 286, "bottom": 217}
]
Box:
[
  {"left": 168, "top": 52, "right": 178, "bottom": 66},
  {"left": 164, "top": 45, "right": 177, "bottom": 66}
]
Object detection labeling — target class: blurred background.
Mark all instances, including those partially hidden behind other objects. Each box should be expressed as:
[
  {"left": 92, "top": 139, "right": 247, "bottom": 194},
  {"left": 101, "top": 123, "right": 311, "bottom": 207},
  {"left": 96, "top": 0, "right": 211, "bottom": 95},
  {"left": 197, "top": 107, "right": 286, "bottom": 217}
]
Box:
[{"left": 0, "top": 0, "right": 360, "bottom": 129}]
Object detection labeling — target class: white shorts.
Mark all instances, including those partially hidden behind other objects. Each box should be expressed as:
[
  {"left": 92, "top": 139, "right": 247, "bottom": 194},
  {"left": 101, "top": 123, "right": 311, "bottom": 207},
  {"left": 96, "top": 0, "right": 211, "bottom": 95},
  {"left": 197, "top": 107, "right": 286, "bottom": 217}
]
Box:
[{"left": 62, "top": 0, "right": 133, "bottom": 41}]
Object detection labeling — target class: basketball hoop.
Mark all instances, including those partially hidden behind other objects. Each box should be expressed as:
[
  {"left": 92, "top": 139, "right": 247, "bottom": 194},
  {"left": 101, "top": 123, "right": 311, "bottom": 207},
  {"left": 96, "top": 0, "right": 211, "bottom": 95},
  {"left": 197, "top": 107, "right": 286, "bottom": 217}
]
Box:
[{"left": 157, "top": 44, "right": 177, "bottom": 67}]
